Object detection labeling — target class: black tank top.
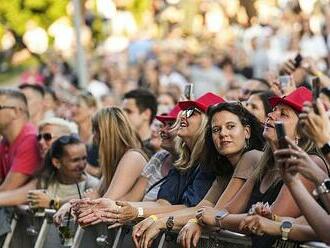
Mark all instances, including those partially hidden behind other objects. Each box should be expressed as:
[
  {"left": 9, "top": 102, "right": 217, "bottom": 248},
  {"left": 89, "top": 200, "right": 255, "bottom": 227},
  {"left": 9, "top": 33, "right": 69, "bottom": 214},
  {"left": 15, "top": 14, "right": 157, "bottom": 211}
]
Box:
[{"left": 246, "top": 178, "right": 284, "bottom": 248}]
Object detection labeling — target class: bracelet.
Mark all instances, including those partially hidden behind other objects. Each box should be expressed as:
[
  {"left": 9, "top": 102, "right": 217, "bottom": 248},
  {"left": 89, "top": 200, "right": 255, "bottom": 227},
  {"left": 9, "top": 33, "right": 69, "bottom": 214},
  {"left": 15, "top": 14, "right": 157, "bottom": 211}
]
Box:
[
  {"left": 149, "top": 215, "right": 158, "bottom": 222},
  {"left": 314, "top": 71, "right": 323, "bottom": 77},
  {"left": 54, "top": 197, "right": 61, "bottom": 210},
  {"left": 188, "top": 218, "right": 198, "bottom": 224},
  {"left": 272, "top": 214, "right": 280, "bottom": 222}
]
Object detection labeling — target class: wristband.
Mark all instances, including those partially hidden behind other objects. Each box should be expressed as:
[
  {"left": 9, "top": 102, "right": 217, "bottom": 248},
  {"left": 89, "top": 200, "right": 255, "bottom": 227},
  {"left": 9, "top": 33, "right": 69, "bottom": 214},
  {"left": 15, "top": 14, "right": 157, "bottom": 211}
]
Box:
[
  {"left": 137, "top": 207, "right": 144, "bottom": 218},
  {"left": 314, "top": 71, "right": 323, "bottom": 77},
  {"left": 149, "top": 215, "right": 158, "bottom": 222},
  {"left": 54, "top": 197, "right": 61, "bottom": 210},
  {"left": 188, "top": 218, "right": 198, "bottom": 224}
]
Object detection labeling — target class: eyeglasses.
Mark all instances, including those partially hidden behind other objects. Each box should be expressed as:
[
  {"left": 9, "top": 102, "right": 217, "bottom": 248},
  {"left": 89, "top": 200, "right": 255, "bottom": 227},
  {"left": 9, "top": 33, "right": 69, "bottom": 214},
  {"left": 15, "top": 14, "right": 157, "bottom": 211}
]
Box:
[
  {"left": 37, "top": 133, "right": 53, "bottom": 142},
  {"left": 0, "top": 105, "right": 17, "bottom": 111},
  {"left": 183, "top": 108, "right": 201, "bottom": 119},
  {"left": 56, "top": 134, "right": 80, "bottom": 144}
]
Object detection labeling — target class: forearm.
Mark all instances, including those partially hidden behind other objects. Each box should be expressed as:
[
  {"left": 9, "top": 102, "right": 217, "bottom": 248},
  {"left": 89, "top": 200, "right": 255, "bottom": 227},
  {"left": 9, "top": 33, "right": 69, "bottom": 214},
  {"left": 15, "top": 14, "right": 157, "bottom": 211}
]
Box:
[
  {"left": 0, "top": 180, "right": 36, "bottom": 206},
  {"left": 288, "top": 180, "right": 330, "bottom": 242},
  {"left": 220, "top": 213, "right": 248, "bottom": 233},
  {"left": 289, "top": 224, "right": 318, "bottom": 241}
]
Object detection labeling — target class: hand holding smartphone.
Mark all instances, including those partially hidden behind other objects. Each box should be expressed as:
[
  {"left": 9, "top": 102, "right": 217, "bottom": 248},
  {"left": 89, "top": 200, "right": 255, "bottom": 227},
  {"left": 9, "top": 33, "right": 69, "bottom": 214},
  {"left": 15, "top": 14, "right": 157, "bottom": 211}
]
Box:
[{"left": 275, "top": 121, "right": 289, "bottom": 149}]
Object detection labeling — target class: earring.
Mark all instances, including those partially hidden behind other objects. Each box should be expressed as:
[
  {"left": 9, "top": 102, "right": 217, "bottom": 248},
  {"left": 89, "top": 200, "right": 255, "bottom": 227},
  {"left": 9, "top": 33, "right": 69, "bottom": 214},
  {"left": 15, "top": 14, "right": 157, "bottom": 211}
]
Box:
[{"left": 245, "top": 138, "right": 250, "bottom": 149}]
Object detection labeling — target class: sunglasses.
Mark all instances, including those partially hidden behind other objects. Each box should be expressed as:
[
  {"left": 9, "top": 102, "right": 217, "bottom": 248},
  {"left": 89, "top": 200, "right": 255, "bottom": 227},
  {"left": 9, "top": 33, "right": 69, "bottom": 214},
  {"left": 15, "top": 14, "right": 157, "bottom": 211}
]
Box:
[
  {"left": 56, "top": 134, "right": 80, "bottom": 144},
  {"left": 37, "top": 133, "right": 53, "bottom": 142},
  {"left": 183, "top": 108, "right": 201, "bottom": 118}
]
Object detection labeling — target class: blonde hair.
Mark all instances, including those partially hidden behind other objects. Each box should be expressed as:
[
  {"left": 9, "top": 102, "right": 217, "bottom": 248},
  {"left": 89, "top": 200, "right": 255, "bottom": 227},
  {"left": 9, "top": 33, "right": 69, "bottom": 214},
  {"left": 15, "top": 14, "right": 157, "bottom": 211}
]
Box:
[
  {"left": 92, "top": 107, "right": 141, "bottom": 195},
  {"left": 38, "top": 117, "right": 78, "bottom": 134},
  {"left": 174, "top": 113, "right": 208, "bottom": 170}
]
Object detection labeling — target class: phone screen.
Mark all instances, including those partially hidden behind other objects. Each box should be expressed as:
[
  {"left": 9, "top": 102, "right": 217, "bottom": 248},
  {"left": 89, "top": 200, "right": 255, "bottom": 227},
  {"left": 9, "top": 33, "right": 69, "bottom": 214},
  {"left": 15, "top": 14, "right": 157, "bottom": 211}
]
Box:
[
  {"left": 312, "top": 77, "right": 320, "bottom": 114},
  {"left": 275, "top": 121, "right": 288, "bottom": 149},
  {"left": 184, "top": 84, "right": 193, "bottom": 100},
  {"left": 294, "top": 54, "right": 302, "bottom": 68},
  {"left": 279, "top": 75, "right": 290, "bottom": 89}
]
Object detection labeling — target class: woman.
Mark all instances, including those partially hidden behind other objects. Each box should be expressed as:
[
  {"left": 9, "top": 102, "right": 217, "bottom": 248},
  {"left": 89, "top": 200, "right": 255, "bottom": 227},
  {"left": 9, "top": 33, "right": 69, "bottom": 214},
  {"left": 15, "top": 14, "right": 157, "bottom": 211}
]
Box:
[
  {"left": 54, "top": 107, "right": 148, "bottom": 222},
  {"left": 245, "top": 91, "right": 275, "bottom": 124},
  {"left": 1, "top": 135, "right": 99, "bottom": 248},
  {"left": 71, "top": 91, "right": 99, "bottom": 177},
  {"left": 193, "top": 87, "right": 328, "bottom": 248},
  {"left": 0, "top": 117, "right": 79, "bottom": 206},
  {"left": 73, "top": 93, "right": 223, "bottom": 231},
  {"left": 136, "top": 102, "right": 265, "bottom": 248}
]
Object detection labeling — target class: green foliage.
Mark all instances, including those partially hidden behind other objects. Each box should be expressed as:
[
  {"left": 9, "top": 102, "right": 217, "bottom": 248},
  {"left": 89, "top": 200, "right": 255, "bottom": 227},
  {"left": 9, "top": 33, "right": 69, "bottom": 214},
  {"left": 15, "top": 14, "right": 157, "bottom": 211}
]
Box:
[{"left": 0, "top": 0, "right": 69, "bottom": 36}]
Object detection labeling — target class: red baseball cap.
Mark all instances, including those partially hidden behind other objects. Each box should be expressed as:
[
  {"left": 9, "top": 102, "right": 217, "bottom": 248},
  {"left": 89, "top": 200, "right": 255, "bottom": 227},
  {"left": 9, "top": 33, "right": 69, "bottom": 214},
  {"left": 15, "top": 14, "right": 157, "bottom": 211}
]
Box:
[
  {"left": 155, "top": 104, "right": 181, "bottom": 123},
  {"left": 268, "top": 87, "right": 312, "bottom": 113},
  {"left": 178, "top": 92, "right": 225, "bottom": 113}
]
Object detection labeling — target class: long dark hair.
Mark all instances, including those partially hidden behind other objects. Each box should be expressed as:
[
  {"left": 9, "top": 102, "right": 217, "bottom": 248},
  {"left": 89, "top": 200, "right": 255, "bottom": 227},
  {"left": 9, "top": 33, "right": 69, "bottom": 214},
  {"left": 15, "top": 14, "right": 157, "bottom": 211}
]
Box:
[
  {"left": 202, "top": 102, "right": 265, "bottom": 178},
  {"left": 36, "top": 134, "right": 82, "bottom": 189}
]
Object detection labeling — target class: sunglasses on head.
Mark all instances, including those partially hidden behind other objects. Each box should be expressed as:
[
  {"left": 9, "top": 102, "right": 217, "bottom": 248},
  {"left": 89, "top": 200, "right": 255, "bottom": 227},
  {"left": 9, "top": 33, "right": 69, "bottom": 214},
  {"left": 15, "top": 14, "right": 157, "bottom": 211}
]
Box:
[
  {"left": 37, "top": 133, "right": 53, "bottom": 142},
  {"left": 57, "top": 134, "right": 80, "bottom": 144},
  {"left": 183, "top": 108, "right": 201, "bottom": 118}
]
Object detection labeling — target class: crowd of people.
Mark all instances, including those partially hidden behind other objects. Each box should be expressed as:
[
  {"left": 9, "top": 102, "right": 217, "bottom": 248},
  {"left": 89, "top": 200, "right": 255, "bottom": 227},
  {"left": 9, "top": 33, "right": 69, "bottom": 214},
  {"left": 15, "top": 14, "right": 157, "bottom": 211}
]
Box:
[{"left": 1, "top": 1, "right": 330, "bottom": 248}]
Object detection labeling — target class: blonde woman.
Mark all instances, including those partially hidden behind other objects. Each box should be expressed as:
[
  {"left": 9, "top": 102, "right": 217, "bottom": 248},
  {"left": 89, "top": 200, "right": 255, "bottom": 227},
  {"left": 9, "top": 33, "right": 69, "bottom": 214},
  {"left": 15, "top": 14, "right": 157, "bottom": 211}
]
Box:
[{"left": 74, "top": 93, "right": 224, "bottom": 232}]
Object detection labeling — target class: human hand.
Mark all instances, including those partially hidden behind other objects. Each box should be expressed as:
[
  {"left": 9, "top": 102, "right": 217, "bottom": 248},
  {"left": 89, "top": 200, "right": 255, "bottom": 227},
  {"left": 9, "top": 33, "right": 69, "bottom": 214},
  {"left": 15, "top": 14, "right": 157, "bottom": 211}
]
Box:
[
  {"left": 27, "top": 189, "right": 51, "bottom": 209},
  {"left": 195, "top": 207, "right": 217, "bottom": 226},
  {"left": 53, "top": 202, "right": 72, "bottom": 226},
  {"left": 239, "top": 215, "right": 280, "bottom": 236},
  {"left": 177, "top": 221, "right": 202, "bottom": 248},
  {"left": 132, "top": 216, "right": 160, "bottom": 247},
  {"left": 248, "top": 202, "right": 272, "bottom": 220},
  {"left": 275, "top": 136, "right": 327, "bottom": 185},
  {"left": 137, "top": 219, "right": 165, "bottom": 248},
  {"left": 299, "top": 99, "right": 330, "bottom": 147},
  {"left": 301, "top": 57, "right": 319, "bottom": 75}
]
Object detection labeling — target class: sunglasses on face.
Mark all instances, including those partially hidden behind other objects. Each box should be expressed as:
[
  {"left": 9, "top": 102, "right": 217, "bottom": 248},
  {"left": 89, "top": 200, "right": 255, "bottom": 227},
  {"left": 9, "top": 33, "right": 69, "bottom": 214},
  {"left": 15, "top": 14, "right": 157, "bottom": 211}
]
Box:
[
  {"left": 183, "top": 108, "right": 201, "bottom": 118},
  {"left": 37, "top": 133, "right": 53, "bottom": 142}
]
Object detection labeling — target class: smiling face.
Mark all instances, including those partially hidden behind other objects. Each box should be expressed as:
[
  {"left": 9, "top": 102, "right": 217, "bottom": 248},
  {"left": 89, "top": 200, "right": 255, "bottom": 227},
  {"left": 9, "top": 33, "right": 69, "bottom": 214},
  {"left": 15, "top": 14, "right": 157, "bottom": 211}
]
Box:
[
  {"left": 160, "top": 120, "right": 178, "bottom": 150},
  {"left": 177, "top": 108, "right": 203, "bottom": 140},
  {"left": 211, "top": 111, "right": 250, "bottom": 157},
  {"left": 263, "top": 104, "right": 299, "bottom": 143},
  {"left": 71, "top": 98, "right": 93, "bottom": 124},
  {"left": 55, "top": 143, "right": 87, "bottom": 183}
]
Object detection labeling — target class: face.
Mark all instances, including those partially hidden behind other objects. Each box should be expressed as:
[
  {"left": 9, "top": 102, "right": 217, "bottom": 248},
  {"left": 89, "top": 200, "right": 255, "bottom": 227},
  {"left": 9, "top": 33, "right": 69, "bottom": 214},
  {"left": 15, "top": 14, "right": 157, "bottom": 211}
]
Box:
[
  {"left": 177, "top": 108, "right": 203, "bottom": 139},
  {"left": 122, "top": 98, "right": 146, "bottom": 131},
  {"left": 71, "top": 98, "right": 93, "bottom": 123},
  {"left": 263, "top": 104, "right": 299, "bottom": 143},
  {"left": 150, "top": 120, "right": 163, "bottom": 151},
  {"left": 55, "top": 143, "right": 87, "bottom": 182},
  {"left": 0, "top": 96, "right": 18, "bottom": 132},
  {"left": 21, "top": 88, "right": 44, "bottom": 118},
  {"left": 157, "top": 94, "right": 175, "bottom": 114},
  {"left": 246, "top": 94, "right": 266, "bottom": 123},
  {"left": 44, "top": 92, "right": 56, "bottom": 111},
  {"left": 211, "top": 111, "right": 250, "bottom": 157},
  {"left": 38, "top": 124, "right": 69, "bottom": 158},
  {"left": 320, "top": 93, "right": 330, "bottom": 110},
  {"left": 160, "top": 120, "right": 178, "bottom": 150}
]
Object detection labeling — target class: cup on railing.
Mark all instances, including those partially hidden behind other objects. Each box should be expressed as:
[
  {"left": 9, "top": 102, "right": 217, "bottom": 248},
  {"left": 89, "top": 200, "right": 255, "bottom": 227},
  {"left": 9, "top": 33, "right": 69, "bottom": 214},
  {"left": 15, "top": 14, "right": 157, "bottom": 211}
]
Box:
[{"left": 58, "top": 214, "right": 77, "bottom": 246}]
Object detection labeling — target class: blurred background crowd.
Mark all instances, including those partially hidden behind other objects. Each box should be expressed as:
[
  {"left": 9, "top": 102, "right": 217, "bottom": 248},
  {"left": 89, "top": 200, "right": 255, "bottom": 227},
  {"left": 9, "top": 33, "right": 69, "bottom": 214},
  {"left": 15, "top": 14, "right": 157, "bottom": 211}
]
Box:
[{"left": 1, "top": 0, "right": 330, "bottom": 248}]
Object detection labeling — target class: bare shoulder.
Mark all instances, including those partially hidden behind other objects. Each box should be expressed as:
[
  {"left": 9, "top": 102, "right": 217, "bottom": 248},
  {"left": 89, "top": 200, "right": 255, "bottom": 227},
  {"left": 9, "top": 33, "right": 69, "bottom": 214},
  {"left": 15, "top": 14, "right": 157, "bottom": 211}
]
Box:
[
  {"left": 240, "top": 150, "right": 263, "bottom": 163},
  {"left": 121, "top": 149, "right": 148, "bottom": 163}
]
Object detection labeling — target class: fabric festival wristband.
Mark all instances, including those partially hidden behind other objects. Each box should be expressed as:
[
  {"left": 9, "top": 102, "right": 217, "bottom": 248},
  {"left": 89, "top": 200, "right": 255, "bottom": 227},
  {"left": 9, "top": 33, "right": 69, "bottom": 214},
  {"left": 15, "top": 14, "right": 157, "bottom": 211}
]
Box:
[
  {"left": 149, "top": 215, "right": 158, "bottom": 222},
  {"left": 188, "top": 218, "right": 198, "bottom": 224}
]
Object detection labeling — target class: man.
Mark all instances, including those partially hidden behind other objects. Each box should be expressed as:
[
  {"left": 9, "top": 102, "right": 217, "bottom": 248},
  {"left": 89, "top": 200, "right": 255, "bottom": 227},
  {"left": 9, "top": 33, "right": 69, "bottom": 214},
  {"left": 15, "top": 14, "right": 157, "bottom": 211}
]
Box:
[
  {"left": 19, "top": 83, "right": 45, "bottom": 126},
  {"left": 0, "top": 89, "right": 41, "bottom": 192},
  {"left": 122, "top": 89, "right": 158, "bottom": 158}
]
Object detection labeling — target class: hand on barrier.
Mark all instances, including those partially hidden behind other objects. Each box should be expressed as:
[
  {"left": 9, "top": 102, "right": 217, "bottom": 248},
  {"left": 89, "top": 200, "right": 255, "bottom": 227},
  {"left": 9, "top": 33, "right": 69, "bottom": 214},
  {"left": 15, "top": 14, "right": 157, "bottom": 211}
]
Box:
[
  {"left": 53, "top": 202, "right": 72, "bottom": 226},
  {"left": 177, "top": 221, "right": 202, "bottom": 248},
  {"left": 27, "top": 189, "right": 51, "bottom": 209},
  {"left": 195, "top": 207, "right": 217, "bottom": 226},
  {"left": 239, "top": 215, "right": 280, "bottom": 236},
  {"left": 132, "top": 215, "right": 160, "bottom": 247}
]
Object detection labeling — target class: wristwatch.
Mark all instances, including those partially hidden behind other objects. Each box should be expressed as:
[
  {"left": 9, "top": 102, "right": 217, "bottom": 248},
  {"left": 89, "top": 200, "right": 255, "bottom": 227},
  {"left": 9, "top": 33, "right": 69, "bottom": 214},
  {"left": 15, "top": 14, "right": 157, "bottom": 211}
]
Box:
[
  {"left": 312, "top": 178, "right": 330, "bottom": 198},
  {"left": 166, "top": 216, "right": 174, "bottom": 231},
  {"left": 280, "top": 220, "right": 293, "bottom": 241},
  {"left": 137, "top": 207, "right": 144, "bottom": 218},
  {"left": 320, "top": 142, "right": 330, "bottom": 156},
  {"left": 215, "top": 209, "right": 229, "bottom": 229}
]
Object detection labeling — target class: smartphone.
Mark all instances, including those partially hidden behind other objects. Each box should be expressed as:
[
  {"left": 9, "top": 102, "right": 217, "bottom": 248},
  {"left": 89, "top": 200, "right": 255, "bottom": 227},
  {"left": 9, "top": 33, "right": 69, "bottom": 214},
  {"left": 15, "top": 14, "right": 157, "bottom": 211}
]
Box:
[
  {"left": 184, "top": 84, "right": 193, "bottom": 100},
  {"left": 275, "top": 121, "right": 289, "bottom": 149},
  {"left": 279, "top": 75, "right": 291, "bottom": 89},
  {"left": 294, "top": 54, "right": 302, "bottom": 68},
  {"left": 312, "top": 77, "right": 321, "bottom": 114}
]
